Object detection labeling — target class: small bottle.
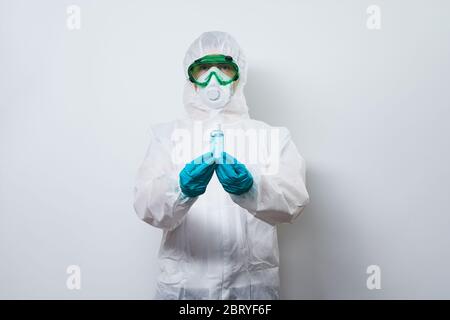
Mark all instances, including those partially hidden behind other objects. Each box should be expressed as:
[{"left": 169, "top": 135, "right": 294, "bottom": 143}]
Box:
[{"left": 210, "top": 125, "right": 224, "bottom": 163}]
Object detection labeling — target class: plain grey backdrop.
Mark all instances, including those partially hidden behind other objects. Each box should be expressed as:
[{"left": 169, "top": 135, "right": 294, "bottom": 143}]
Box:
[{"left": 1, "top": 0, "right": 449, "bottom": 299}]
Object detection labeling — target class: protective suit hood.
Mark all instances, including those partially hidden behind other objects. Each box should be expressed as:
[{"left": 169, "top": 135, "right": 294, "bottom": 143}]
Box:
[{"left": 183, "top": 31, "right": 250, "bottom": 123}]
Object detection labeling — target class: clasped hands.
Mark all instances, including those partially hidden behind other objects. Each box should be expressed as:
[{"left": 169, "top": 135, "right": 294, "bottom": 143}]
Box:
[{"left": 179, "top": 152, "right": 253, "bottom": 197}]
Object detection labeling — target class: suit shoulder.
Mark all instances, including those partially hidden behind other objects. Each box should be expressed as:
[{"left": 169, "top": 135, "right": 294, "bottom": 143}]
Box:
[
  {"left": 149, "top": 120, "right": 178, "bottom": 140},
  {"left": 245, "top": 119, "right": 290, "bottom": 139}
]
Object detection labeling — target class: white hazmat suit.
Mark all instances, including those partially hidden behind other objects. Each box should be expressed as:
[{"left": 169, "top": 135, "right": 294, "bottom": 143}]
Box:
[{"left": 133, "top": 31, "right": 309, "bottom": 299}]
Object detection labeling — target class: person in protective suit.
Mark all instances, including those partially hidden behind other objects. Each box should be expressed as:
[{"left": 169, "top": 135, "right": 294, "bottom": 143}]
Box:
[{"left": 133, "top": 31, "right": 309, "bottom": 300}]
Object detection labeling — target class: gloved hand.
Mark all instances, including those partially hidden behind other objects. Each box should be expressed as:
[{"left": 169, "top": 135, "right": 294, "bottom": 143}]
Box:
[
  {"left": 179, "top": 152, "right": 216, "bottom": 197},
  {"left": 215, "top": 152, "right": 253, "bottom": 195}
]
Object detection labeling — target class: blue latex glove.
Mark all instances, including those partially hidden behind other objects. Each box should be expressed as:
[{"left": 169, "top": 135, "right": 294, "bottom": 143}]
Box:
[
  {"left": 215, "top": 152, "right": 253, "bottom": 195},
  {"left": 179, "top": 152, "right": 216, "bottom": 197}
]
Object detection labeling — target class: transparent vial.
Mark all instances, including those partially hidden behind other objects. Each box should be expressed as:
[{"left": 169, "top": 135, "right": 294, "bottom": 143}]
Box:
[{"left": 210, "top": 129, "right": 224, "bottom": 163}]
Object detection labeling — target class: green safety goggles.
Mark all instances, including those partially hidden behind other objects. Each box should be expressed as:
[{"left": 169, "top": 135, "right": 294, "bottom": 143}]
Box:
[{"left": 188, "top": 54, "right": 240, "bottom": 87}]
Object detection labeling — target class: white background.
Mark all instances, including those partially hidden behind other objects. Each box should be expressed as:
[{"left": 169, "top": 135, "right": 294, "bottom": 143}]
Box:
[{"left": 1, "top": 0, "right": 450, "bottom": 299}]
